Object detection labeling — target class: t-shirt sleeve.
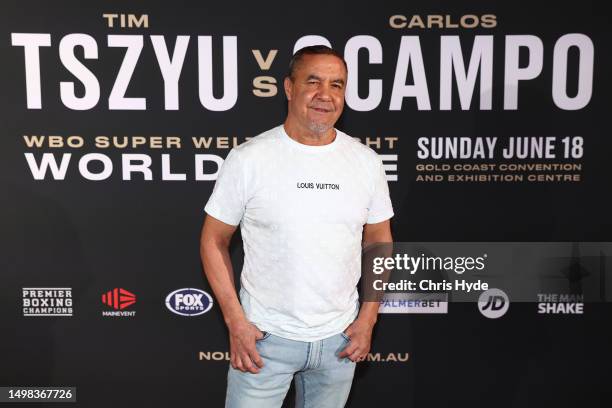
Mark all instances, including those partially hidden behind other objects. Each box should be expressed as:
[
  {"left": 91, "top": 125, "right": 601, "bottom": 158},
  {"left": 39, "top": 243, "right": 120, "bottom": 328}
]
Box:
[
  {"left": 204, "top": 149, "right": 246, "bottom": 226},
  {"left": 366, "top": 156, "right": 394, "bottom": 224}
]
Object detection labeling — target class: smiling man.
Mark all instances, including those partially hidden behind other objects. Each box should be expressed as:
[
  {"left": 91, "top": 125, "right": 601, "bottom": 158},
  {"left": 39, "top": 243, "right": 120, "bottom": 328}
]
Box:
[{"left": 200, "top": 45, "right": 394, "bottom": 408}]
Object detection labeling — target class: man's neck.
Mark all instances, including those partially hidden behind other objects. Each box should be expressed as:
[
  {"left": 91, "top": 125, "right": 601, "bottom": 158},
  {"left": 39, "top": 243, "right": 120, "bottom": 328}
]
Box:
[{"left": 283, "top": 120, "right": 336, "bottom": 146}]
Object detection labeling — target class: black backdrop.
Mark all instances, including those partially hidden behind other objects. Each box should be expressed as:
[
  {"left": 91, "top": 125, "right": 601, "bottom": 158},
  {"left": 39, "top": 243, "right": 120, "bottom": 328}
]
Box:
[{"left": 1, "top": 1, "right": 611, "bottom": 407}]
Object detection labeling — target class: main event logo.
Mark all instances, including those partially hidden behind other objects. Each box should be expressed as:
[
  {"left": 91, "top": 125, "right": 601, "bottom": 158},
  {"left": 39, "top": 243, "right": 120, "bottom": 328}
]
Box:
[{"left": 101, "top": 288, "right": 137, "bottom": 317}]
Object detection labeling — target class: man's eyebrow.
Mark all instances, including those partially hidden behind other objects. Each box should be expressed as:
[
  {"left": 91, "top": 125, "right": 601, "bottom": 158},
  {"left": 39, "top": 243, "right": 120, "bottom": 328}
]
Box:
[{"left": 304, "top": 74, "right": 345, "bottom": 86}]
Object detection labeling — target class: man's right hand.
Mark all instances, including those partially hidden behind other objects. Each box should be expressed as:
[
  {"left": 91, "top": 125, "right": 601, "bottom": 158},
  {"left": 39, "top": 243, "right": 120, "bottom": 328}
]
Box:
[{"left": 228, "top": 319, "right": 265, "bottom": 373}]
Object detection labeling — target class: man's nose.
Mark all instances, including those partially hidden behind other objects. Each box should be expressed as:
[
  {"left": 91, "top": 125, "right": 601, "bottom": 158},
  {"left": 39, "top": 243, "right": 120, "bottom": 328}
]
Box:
[{"left": 315, "top": 82, "right": 333, "bottom": 100}]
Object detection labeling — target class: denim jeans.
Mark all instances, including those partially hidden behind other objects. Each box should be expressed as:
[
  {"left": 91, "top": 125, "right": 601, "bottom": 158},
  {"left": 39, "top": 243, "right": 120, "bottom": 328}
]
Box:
[{"left": 225, "top": 331, "right": 356, "bottom": 408}]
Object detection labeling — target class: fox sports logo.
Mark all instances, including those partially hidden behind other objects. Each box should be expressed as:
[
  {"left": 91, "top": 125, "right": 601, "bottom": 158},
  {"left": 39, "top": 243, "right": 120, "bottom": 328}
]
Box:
[{"left": 165, "top": 288, "right": 213, "bottom": 316}]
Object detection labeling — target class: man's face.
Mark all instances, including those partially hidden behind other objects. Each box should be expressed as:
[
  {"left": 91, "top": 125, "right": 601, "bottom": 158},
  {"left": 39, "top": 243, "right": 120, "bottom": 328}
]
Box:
[{"left": 284, "top": 54, "right": 347, "bottom": 134}]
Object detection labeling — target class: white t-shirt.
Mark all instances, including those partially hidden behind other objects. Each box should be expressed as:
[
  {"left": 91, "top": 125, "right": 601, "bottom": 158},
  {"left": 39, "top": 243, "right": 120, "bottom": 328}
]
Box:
[{"left": 204, "top": 125, "right": 393, "bottom": 341}]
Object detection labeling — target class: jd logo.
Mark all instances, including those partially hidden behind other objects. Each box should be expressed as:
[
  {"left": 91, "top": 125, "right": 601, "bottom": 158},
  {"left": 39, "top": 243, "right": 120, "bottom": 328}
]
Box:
[
  {"left": 478, "top": 288, "right": 509, "bottom": 319},
  {"left": 482, "top": 296, "right": 505, "bottom": 311}
]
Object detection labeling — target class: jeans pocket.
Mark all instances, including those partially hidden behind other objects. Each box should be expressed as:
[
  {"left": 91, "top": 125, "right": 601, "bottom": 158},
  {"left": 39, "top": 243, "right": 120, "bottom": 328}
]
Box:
[
  {"left": 256, "top": 331, "right": 272, "bottom": 342},
  {"left": 340, "top": 332, "right": 351, "bottom": 342}
]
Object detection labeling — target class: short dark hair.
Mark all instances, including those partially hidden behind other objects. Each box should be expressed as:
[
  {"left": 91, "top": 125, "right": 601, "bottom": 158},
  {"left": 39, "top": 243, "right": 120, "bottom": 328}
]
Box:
[{"left": 287, "top": 45, "right": 347, "bottom": 80}]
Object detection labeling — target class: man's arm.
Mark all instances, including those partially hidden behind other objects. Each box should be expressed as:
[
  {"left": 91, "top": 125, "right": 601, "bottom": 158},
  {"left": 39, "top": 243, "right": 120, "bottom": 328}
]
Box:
[
  {"left": 200, "top": 215, "right": 264, "bottom": 373},
  {"left": 339, "top": 219, "right": 393, "bottom": 362}
]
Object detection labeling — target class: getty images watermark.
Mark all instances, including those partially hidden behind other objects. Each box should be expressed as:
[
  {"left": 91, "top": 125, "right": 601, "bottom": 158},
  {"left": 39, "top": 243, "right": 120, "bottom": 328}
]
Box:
[{"left": 361, "top": 242, "right": 612, "bottom": 317}]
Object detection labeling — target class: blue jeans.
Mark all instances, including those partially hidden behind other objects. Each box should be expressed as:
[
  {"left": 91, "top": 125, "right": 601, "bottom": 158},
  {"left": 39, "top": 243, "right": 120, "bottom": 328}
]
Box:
[{"left": 225, "top": 332, "right": 356, "bottom": 408}]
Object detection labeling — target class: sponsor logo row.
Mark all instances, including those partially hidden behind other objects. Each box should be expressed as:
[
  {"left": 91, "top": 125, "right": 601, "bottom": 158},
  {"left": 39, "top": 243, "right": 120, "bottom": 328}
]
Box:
[
  {"left": 22, "top": 287, "right": 213, "bottom": 318},
  {"left": 378, "top": 289, "right": 585, "bottom": 318},
  {"left": 22, "top": 287, "right": 585, "bottom": 320}
]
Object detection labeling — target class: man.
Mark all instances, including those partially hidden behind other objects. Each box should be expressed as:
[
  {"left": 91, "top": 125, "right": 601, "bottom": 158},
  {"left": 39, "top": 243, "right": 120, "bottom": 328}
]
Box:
[{"left": 200, "top": 45, "right": 393, "bottom": 408}]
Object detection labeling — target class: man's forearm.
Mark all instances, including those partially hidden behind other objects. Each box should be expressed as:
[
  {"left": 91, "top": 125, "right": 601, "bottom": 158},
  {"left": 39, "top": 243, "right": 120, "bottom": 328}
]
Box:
[
  {"left": 355, "top": 301, "right": 379, "bottom": 327},
  {"left": 200, "top": 240, "right": 247, "bottom": 328},
  {"left": 359, "top": 220, "right": 393, "bottom": 329}
]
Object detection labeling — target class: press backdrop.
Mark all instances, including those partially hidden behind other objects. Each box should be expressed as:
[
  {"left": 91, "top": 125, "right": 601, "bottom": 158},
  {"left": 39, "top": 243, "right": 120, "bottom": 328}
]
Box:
[{"left": 1, "top": 1, "right": 611, "bottom": 407}]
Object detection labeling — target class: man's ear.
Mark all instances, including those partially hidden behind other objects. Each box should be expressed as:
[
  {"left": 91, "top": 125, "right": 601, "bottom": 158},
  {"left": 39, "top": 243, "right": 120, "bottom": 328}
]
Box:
[{"left": 284, "top": 76, "right": 293, "bottom": 101}]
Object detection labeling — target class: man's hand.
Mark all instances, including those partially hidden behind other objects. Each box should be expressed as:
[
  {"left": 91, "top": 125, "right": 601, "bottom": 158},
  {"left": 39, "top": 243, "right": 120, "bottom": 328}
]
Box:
[
  {"left": 201, "top": 216, "right": 265, "bottom": 373},
  {"left": 338, "top": 318, "right": 375, "bottom": 362},
  {"left": 228, "top": 319, "right": 266, "bottom": 373}
]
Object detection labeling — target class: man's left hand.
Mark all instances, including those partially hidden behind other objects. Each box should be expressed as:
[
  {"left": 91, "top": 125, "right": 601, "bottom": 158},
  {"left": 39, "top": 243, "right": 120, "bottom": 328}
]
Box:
[{"left": 338, "top": 319, "right": 374, "bottom": 362}]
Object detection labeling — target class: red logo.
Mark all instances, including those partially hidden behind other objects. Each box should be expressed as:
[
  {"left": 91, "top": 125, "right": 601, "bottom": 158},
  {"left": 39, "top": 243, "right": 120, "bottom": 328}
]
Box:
[{"left": 102, "top": 288, "right": 136, "bottom": 310}]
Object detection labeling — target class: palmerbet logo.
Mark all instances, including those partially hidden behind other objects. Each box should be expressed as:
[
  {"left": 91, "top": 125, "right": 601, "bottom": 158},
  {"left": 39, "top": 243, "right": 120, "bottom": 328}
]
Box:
[{"left": 165, "top": 288, "right": 213, "bottom": 316}]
